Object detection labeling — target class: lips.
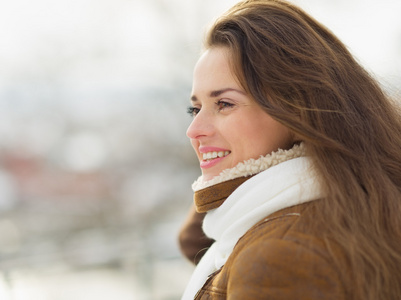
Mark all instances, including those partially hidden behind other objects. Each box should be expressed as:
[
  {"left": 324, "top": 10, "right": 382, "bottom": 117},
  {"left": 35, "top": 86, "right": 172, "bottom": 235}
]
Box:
[{"left": 199, "top": 147, "right": 231, "bottom": 169}]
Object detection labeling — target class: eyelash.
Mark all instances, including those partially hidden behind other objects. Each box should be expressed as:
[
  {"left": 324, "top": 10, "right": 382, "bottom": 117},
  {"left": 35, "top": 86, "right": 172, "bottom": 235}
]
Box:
[
  {"left": 216, "top": 100, "right": 234, "bottom": 111},
  {"left": 187, "top": 100, "right": 234, "bottom": 117},
  {"left": 187, "top": 106, "right": 200, "bottom": 116}
]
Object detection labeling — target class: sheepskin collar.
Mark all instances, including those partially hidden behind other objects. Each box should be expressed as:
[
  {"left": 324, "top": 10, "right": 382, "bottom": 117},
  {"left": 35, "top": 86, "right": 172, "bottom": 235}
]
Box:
[{"left": 193, "top": 143, "right": 306, "bottom": 213}]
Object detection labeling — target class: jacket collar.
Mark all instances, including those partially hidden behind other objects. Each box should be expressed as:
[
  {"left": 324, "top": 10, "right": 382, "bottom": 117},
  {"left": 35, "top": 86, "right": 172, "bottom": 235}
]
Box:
[
  {"left": 193, "top": 143, "right": 306, "bottom": 213},
  {"left": 194, "top": 176, "right": 250, "bottom": 213}
]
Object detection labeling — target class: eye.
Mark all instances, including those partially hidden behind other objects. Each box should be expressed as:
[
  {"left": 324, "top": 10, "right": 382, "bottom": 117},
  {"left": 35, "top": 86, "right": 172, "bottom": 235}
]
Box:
[
  {"left": 216, "top": 100, "right": 234, "bottom": 111},
  {"left": 187, "top": 106, "right": 200, "bottom": 116}
]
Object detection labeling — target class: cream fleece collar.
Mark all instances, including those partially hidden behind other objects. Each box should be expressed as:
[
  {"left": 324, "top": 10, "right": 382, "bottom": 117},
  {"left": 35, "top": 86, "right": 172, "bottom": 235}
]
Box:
[{"left": 192, "top": 143, "right": 306, "bottom": 192}]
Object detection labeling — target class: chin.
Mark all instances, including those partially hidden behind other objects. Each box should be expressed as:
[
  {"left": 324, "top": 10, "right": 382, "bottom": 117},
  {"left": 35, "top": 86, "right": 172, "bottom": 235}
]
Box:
[
  {"left": 202, "top": 175, "right": 213, "bottom": 181},
  {"left": 202, "top": 173, "right": 218, "bottom": 181}
]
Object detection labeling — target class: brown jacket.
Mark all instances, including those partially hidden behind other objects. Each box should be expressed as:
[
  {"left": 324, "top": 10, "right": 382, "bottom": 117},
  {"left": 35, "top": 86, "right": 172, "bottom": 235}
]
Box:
[
  {"left": 179, "top": 205, "right": 214, "bottom": 265},
  {"left": 194, "top": 202, "right": 349, "bottom": 299},
  {"left": 179, "top": 177, "right": 350, "bottom": 299}
]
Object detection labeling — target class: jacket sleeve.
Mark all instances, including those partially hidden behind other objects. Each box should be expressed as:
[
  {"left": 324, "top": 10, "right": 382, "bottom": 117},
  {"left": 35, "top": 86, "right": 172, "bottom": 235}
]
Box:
[
  {"left": 178, "top": 205, "right": 215, "bottom": 265},
  {"left": 227, "top": 238, "right": 346, "bottom": 300}
]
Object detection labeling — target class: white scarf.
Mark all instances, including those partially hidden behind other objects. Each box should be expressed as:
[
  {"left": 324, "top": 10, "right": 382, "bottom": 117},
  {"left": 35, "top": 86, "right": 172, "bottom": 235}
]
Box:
[{"left": 182, "top": 156, "right": 323, "bottom": 300}]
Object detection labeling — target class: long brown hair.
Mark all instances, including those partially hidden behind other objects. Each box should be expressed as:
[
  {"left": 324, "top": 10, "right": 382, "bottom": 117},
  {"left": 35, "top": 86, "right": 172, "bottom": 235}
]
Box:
[{"left": 205, "top": 0, "right": 401, "bottom": 299}]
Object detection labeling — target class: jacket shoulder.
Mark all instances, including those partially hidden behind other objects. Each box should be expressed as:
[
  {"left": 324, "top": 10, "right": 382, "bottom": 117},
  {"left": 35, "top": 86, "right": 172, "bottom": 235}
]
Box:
[{"left": 224, "top": 203, "right": 348, "bottom": 299}]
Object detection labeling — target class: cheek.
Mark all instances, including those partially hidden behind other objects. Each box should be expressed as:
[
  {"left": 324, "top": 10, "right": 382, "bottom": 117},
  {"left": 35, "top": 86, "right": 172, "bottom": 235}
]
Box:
[
  {"left": 239, "top": 119, "right": 292, "bottom": 156},
  {"left": 258, "top": 122, "right": 293, "bottom": 151}
]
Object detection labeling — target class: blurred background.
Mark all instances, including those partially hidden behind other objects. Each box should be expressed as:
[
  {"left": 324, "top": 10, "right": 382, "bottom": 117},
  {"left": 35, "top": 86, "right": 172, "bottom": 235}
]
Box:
[{"left": 0, "top": 0, "right": 400, "bottom": 299}]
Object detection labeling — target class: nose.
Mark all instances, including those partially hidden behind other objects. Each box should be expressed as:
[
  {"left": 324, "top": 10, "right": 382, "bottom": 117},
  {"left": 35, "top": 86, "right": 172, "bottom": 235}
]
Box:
[{"left": 186, "top": 110, "right": 214, "bottom": 139}]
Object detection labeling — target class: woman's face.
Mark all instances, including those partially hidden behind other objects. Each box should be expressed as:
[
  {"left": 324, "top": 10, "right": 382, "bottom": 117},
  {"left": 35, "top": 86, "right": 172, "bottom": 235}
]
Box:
[{"left": 187, "top": 47, "right": 293, "bottom": 181}]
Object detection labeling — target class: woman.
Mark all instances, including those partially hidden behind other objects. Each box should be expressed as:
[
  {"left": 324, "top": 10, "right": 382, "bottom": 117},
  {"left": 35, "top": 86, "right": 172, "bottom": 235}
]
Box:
[{"left": 179, "top": 0, "right": 401, "bottom": 299}]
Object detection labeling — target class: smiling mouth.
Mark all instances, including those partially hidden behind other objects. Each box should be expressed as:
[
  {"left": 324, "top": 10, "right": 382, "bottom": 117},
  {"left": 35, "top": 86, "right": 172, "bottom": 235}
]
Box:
[{"left": 202, "top": 151, "right": 231, "bottom": 162}]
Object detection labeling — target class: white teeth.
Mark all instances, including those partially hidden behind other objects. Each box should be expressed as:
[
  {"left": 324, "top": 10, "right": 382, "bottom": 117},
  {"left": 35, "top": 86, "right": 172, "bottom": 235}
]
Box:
[{"left": 202, "top": 150, "right": 230, "bottom": 161}]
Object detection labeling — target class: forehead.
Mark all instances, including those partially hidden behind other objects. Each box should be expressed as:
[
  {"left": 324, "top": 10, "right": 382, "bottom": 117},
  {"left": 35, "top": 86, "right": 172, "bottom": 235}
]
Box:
[
  {"left": 192, "top": 47, "right": 240, "bottom": 93},
  {"left": 194, "top": 47, "right": 231, "bottom": 73}
]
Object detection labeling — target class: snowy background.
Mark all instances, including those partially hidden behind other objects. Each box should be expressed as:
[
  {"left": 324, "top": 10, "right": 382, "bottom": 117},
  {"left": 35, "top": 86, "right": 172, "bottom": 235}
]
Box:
[{"left": 0, "top": 0, "right": 400, "bottom": 299}]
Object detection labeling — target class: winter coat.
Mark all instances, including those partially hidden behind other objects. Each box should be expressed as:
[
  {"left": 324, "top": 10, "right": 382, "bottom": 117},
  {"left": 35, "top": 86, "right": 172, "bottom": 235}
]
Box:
[
  {"left": 180, "top": 177, "right": 350, "bottom": 299},
  {"left": 193, "top": 201, "right": 349, "bottom": 299}
]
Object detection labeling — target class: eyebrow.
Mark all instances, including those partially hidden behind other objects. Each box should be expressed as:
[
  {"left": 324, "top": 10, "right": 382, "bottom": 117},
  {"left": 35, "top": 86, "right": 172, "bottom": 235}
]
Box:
[{"left": 191, "top": 88, "right": 245, "bottom": 102}]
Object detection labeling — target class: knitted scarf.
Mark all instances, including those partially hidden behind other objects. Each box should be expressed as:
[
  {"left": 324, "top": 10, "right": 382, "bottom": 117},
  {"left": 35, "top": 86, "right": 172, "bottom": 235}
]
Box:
[{"left": 182, "top": 154, "right": 323, "bottom": 299}]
